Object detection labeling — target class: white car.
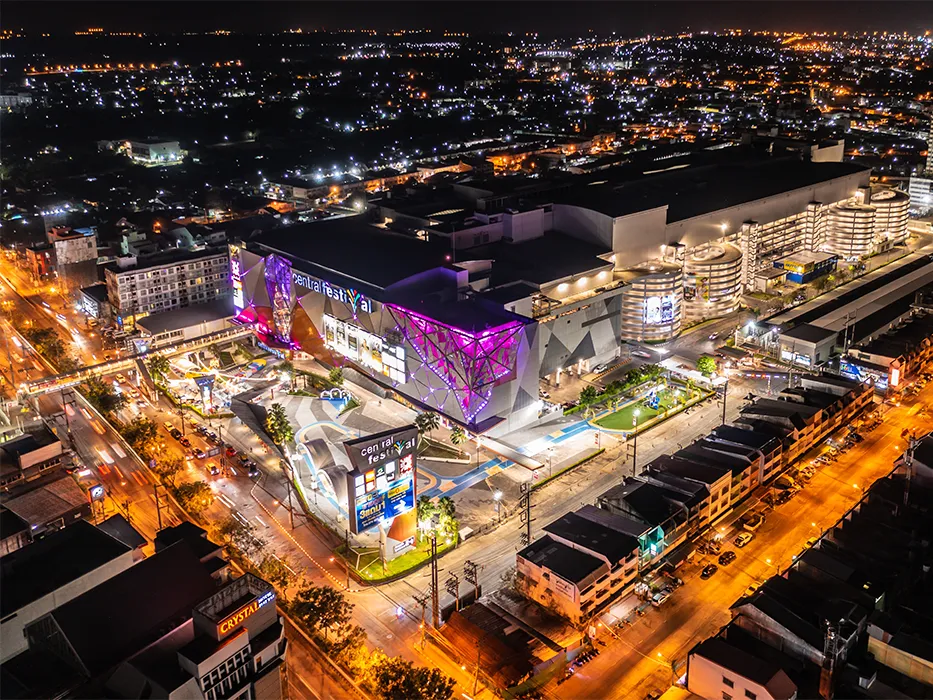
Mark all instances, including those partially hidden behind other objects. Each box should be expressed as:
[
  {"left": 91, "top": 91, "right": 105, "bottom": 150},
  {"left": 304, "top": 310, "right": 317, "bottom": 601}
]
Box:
[
  {"left": 734, "top": 532, "right": 754, "bottom": 547},
  {"left": 592, "top": 364, "right": 609, "bottom": 375}
]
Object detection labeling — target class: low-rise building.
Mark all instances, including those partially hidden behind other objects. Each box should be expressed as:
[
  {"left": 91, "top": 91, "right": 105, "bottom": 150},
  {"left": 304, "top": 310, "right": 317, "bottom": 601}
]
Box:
[
  {"left": 687, "top": 636, "right": 798, "bottom": 700},
  {"left": 516, "top": 535, "right": 608, "bottom": 625},
  {"left": 0, "top": 520, "right": 136, "bottom": 663}
]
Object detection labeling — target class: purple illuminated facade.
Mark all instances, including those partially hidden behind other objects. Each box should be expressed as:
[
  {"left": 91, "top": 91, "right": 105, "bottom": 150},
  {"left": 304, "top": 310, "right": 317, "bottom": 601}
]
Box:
[
  {"left": 387, "top": 304, "right": 524, "bottom": 423},
  {"left": 264, "top": 254, "right": 293, "bottom": 342}
]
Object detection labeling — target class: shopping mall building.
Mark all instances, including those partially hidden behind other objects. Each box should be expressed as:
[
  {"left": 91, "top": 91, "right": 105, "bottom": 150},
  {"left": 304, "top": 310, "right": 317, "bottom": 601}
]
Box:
[{"left": 231, "top": 149, "right": 907, "bottom": 434}]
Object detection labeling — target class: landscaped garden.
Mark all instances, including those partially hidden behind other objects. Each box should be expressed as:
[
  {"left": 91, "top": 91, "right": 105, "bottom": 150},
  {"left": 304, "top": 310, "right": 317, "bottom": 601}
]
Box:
[{"left": 594, "top": 386, "right": 695, "bottom": 431}]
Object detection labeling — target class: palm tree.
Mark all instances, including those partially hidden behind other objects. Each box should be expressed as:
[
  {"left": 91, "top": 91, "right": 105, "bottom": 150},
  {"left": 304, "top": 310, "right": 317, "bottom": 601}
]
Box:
[
  {"left": 265, "top": 402, "right": 294, "bottom": 447},
  {"left": 414, "top": 411, "right": 440, "bottom": 447},
  {"left": 450, "top": 426, "right": 467, "bottom": 457}
]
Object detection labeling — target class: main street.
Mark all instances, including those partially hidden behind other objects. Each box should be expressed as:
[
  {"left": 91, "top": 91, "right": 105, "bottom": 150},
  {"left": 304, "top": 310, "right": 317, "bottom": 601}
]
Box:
[{"left": 554, "top": 387, "right": 932, "bottom": 699}]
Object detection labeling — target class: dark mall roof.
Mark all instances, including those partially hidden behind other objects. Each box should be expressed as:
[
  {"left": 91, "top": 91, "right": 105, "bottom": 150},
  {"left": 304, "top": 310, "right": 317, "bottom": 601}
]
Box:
[
  {"left": 479, "top": 282, "right": 540, "bottom": 305},
  {"left": 779, "top": 323, "right": 837, "bottom": 344},
  {"left": 0, "top": 520, "right": 131, "bottom": 617},
  {"left": 49, "top": 541, "right": 217, "bottom": 675},
  {"left": 517, "top": 535, "right": 605, "bottom": 585},
  {"left": 543, "top": 511, "right": 639, "bottom": 564},
  {"left": 552, "top": 159, "right": 868, "bottom": 222},
  {"left": 469, "top": 230, "right": 611, "bottom": 287},
  {"left": 250, "top": 216, "right": 454, "bottom": 293}
]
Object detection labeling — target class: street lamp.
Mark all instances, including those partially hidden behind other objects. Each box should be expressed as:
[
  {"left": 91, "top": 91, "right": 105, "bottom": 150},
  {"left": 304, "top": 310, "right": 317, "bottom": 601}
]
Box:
[{"left": 632, "top": 408, "right": 640, "bottom": 474}]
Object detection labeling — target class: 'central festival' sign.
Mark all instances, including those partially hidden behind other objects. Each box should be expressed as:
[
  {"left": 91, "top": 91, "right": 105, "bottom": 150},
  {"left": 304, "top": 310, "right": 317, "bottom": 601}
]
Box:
[
  {"left": 344, "top": 426, "right": 417, "bottom": 535},
  {"left": 292, "top": 271, "right": 373, "bottom": 315}
]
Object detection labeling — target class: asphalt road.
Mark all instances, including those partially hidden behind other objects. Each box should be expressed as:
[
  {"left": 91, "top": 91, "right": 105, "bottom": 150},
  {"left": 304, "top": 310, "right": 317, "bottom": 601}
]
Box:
[{"left": 554, "top": 387, "right": 931, "bottom": 699}]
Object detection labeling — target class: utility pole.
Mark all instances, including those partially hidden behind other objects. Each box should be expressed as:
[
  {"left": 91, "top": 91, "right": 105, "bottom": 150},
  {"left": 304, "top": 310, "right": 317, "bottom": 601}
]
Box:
[
  {"left": 430, "top": 534, "right": 440, "bottom": 627},
  {"left": 463, "top": 560, "right": 480, "bottom": 602},
  {"left": 344, "top": 530, "right": 352, "bottom": 590},
  {"left": 721, "top": 377, "right": 729, "bottom": 426},
  {"left": 154, "top": 484, "right": 164, "bottom": 530},
  {"left": 281, "top": 458, "right": 295, "bottom": 529},
  {"left": 413, "top": 592, "right": 430, "bottom": 647},
  {"left": 519, "top": 482, "right": 534, "bottom": 546},
  {"left": 445, "top": 572, "right": 460, "bottom": 612},
  {"left": 121, "top": 499, "right": 132, "bottom": 525}
]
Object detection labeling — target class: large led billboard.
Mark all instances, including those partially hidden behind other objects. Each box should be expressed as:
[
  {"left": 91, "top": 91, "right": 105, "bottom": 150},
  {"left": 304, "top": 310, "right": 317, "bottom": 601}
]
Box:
[
  {"left": 344, "top": 426, "right": 417, "bottom": 535},
  {"left": 644, "top": 295, "right": 675, "bottom": 325}
]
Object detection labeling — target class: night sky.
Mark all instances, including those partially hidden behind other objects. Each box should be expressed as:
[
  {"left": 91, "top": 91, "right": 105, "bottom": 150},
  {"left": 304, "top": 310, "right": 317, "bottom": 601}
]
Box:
[{"left": 4, "top": 0, "right": 932, "bottom": 35}]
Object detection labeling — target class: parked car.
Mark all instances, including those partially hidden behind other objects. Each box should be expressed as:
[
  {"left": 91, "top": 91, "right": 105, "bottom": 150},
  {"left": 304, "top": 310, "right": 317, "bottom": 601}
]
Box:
[
  {"left": 115, "top": 374, "right": 127, "bottom": 383},
  {"left": 734, "top": 532, "right": 754, "bottom": 548},
  {"left": 592, "top": 363, "right": 609, "bottom": 375},
  {"left": 744, "top": 582, "right": 761, "bottom": 598},
  {"left": 540, "top": 390, "right": 551, "bottom": 400},
  {"left": 742, "top": 513, "right": 764, "bottom": 532},
  {"left": 650, "top": 590, "right": 671, "bottom": 607},
  {"left": 701, "top": 564, "right": 719, "bottom": 579},
  {"left": 805, "top": 536, "right": 819, "bottom": 549},
  {"left": 707, "top": 539, "right": 722, "bottom": 554},
  {"left": 718, "top": 551, "right": 737, "bottom": 566}
]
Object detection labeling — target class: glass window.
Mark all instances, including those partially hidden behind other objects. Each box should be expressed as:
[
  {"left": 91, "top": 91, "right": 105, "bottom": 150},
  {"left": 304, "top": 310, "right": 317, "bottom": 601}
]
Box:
[{"left": 723, "top": 677, "right": 734, "bottom": 688}]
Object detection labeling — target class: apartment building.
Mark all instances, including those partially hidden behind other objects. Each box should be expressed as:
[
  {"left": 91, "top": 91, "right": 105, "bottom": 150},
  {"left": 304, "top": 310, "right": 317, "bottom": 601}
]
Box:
[{"left": 104, "top": 248, "right": 231, "bottom": 328}]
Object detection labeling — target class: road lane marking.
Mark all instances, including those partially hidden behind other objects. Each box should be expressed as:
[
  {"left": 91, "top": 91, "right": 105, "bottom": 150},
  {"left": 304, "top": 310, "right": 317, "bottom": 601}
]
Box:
[
  {"left": 218, "top": 494, "right": 236, "bottom": 509},
  {"left": 132, "top": 471, "right": 147, "bottom": 485},
  {"left": 255, "top": 515, "right": 267, "bottom": 528}
]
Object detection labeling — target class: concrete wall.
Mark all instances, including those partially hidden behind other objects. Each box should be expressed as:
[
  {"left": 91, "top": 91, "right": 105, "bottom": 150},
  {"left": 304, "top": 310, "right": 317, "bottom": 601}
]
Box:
[
  {"left": 1, "top": 549, "right": 136, "bottom": 662},
  {"left": 869, "top": 636, "right": 933, "bottom": 687},
  {"left": 687, "top": 651, "right": 790, "bottom": 700},
  {"left": 612, "top": 208, "right": 670, "bottom": 268},
  {"left": 552, "top": 204, "right": 615, "bottom": 249}
]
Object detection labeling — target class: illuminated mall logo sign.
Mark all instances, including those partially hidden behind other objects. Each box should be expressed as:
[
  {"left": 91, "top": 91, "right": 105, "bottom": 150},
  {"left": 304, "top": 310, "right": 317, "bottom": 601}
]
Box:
[
  {"left": 293, "top": 271, "right": 373, "bottom": 314},
  {"left": 217, "top": 590, "right": 275, "bottom": 636},
  {"left": 230, "top": 245, "right": 244, "bottom": 312}
]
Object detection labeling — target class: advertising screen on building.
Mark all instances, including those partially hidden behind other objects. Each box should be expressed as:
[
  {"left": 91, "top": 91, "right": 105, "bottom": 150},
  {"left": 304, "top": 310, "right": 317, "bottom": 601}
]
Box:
[
  {"left": 323, "top": 314, "right": 406, "bottom": 384},
  {"left": 344, "top": 426, "right": 417, "bottom": 535},
  {"left": 644, "top": 295, "right": 675, "bottom": 325}
]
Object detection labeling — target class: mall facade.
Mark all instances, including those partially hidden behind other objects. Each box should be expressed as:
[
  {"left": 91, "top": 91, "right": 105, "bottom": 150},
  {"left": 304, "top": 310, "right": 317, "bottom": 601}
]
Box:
[{"left": 231, "top": 148, "right": 907, "bottom": 433}]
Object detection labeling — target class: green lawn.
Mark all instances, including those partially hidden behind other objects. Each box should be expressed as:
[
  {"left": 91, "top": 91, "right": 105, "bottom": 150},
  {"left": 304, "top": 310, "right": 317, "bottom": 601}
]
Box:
[
  {"left": 337, "top": 536, "right": 454, "bottom": 582},
  {"left": 595, "top": 390, "right": 683, "bottom": 431}
]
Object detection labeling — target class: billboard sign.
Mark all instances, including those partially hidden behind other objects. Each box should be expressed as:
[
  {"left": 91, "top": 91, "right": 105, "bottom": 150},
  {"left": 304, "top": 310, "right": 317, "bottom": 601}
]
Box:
[
  {"left": 644, "top": 295, "right": 675, "bottom": 325},
  {"left": 344, "top": 426, "right": 417, "bottom": 535}
]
